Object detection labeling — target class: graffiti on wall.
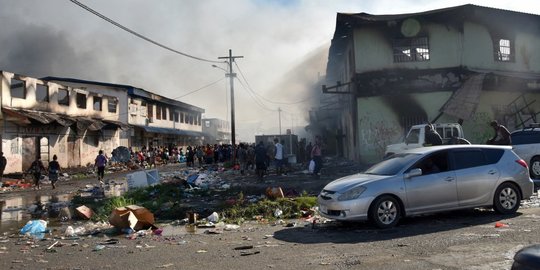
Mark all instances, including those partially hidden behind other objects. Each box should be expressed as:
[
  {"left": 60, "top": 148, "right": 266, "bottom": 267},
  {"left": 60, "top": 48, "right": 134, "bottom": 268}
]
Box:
[
  {"left": 10, "top": 137, "right": 20, "bottom": 155},
  {"left": 359, "top": 115, "right": 401, "bottom": 159}
]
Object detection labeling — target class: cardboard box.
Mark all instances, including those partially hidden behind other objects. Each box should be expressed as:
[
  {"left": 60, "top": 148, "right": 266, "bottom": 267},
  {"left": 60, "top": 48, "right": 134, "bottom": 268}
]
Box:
[
  {"left": 75, "top": 205, "right": 94, "bottom": 220},
  {"left": 108, "top": 205, "right": 156, "bottom": 231}
]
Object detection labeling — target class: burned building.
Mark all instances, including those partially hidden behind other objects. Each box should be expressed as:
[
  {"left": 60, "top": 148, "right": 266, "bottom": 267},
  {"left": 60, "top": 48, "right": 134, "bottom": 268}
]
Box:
[
  {"left": 0, "top": 71, "right": 127, "bottom": 173},
  {"left": 322, "top": 4, "right": 540, "bottom": 163}
]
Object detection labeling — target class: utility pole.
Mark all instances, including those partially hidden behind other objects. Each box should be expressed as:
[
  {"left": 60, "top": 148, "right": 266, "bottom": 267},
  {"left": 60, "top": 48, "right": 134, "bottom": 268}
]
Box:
[
  {"left": 278, "top": 107, "right": 282, "bottom": 136},
  {"left": 218, "top": 49, "right": 243, "bottom": 147}
]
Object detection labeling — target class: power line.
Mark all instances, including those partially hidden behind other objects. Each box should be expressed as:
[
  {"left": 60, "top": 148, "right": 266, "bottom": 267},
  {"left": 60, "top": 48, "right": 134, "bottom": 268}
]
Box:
[
  {"left": 234, "top": 62, "right": 315, "bottom": 105},
  {"left": 69, "top": 0, "right": 223, "bottom": 64},
  {"left": 172, "top": 77, "right": 226, "bottom": 99}
]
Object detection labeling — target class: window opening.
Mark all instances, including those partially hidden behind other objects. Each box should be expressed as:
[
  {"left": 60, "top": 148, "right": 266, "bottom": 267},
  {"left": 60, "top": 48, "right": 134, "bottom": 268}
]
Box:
[
  {"left": 76, "top": 93, "right": 87, "bottom": 109},
  {"left": 10, "top": 78, "right": 26, "bottom": 99},
  {"left": 393, "top": 37, "right": 430, "bottom": 62},
  {"left": 93, "top": 96, "right": 102, "bottom": 111},
  {"left": 58, "top": 88, "right": 69, "bottom": 106}
]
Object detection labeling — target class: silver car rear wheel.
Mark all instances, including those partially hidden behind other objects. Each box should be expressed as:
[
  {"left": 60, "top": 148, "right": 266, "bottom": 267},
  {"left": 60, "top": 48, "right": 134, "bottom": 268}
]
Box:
[
  {"left": 530, "top": 157, "right": 540, "bottom": 179},
  {"left": 370, "top": 195, "right": 401, "bottom": 228},
  {"left": 494, "top": 183, "right": 521, "bottom": 214}
]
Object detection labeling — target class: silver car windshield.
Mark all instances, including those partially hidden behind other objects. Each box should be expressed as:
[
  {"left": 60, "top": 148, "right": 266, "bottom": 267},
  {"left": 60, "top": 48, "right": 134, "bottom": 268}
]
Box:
[{"left": 365, "top": 153, "right": 421, "bottom": 175}]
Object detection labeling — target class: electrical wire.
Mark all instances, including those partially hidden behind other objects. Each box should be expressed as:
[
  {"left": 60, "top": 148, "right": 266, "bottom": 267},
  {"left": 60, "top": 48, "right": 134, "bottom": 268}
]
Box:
[
  {"left": 172, "top": 77, "right": 226, "bottom": 99},
  {"left": 234, "top": 77, "right": 276, "bottom": 112},
  {"left": 234, "top": 62, "right": 315, "bottom": 105},
  {"left": 69, "top": 0, "right": 223, "bottom": 64}
]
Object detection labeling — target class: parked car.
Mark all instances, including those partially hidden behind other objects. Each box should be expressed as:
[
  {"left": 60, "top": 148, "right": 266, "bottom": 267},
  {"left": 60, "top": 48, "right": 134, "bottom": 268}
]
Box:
[
  {"left": 318, "top": 145, "right": 533, "bottom": 228},
  {"left": 384, "top": 123, "right": 468, "bottom": 157},
  {"left": 511, "top": 126, "right": 540, "bottom": 184}
]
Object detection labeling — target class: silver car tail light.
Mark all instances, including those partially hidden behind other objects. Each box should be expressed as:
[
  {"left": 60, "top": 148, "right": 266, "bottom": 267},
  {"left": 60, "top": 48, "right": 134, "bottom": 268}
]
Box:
[{"left": 516, "top": 159, "right": 528, "bottom": 169}]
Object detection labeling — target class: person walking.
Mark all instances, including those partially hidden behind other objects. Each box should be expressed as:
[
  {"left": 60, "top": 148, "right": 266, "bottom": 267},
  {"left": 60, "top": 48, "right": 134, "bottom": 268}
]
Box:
[
  {"left": 255, "top": 141, "right": 267, "bottom": 181},
  {"left": 487, "top": 120, "right": 511, "bottom": 145},
  {"left": 94, "top": 150, "right": 108, "bottom": 185},
  {"left": 28, "top": 156, "right": 45, "bottom": 190},
  {"left": 0, "top": 152, "right": 6, "bottom": 182},
  {"left": 274, "top": 138, "right": 284, "bottom": 176},
  {"left": 48, "top": 155, "right": 60, "bottom": 189},
  {"left": 311, "top": 136, "right": 323, "bottom": 178}
]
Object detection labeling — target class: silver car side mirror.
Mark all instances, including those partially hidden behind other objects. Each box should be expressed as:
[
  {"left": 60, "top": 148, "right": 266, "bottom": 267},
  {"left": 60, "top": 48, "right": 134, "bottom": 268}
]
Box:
[{"left": 405, "top": 168, "right": 423, "bottom": 179}]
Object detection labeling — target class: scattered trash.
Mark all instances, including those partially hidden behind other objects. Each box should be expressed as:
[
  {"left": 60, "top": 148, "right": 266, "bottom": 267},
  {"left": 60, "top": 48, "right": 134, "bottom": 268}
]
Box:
[
  {"left": 93, "top": 245, "right": 106, "bottom": 251},
  {"left": 274, "top": 209, "right": 283, "bottom": 218},
  {"left": 240, "top": 250, "right": 260, "bottom": 256},
  {"left": 266, "top": 187, "right": 284, "bottom": 199},
  {"left": 207, "top": 212, "right": 219, "bottom": 223},
  {"left": 20, "top": 220, "right": 48, "bottom": 239},
  {"left": 495, "top": 222, "right": 509, "bottom": 228},
  {"left": 157, "top": 263, "right": 174, "bottom": 268},
  {"left": 75, "top": 205, "right": 94, "bottom": 220},
  {"left": 196, "top": 249, "right": 207, "bottom": 253},
  {"left": 234, "top": 245, "right": 254, "bottom": 250},
  {"left": 224, "top": 224, "right": 240, "bottom": 231},
  {"left": 65, "top": 226, "right": 75, "bottom": 237},
  {"left": 109, "top": 205, "right": 156, "bottom": 231},
  {"left": 99, "top": 239, "right": 119, "bottom": 245},
  {"left": 46, "top": 240, "right": 59, "bottom": 250}
]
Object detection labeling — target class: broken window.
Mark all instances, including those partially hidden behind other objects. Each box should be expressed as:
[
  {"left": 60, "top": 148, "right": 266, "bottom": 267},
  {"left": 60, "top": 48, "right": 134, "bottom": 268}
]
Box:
[
  {"left": 93, "top": 96, "right": 102, "bottom": 111},
  {"left": 148, "top": 104, "right": 153, "bottom": 118},
  {"left": 180, "top": 113, "right": 185, "bottom": 123},
  {"left": 162, "top": 106, "right": 167, "bottom": 120},
  {"left": 58, "top": 88, "right": 69, "bottom": 106},
  {"left": 156, "top": 105, "right": 161, "bottom": 120},
  {"left": 10, "top": 78, "right": 26, "bottom": 99},
  {"left": 393, "top": 37, "right": 430, "bottom": 62},
  {"left": 36, "top": 83, "right": 49, "bottom": 102},
  {"left": 494, "top": 38, "right": 514, "bottom": 62},
  {"left": 174, "top": 112, "right": 179, "bottom": 122},
  {"left": 169, "top": 109, "right": 174, "bottom": 122},
  {"left": 108, "top": 98, "right": 117, "bottom": 113},
  {"left": 76, "top": 93, "right": 87, "bottom": 109}
]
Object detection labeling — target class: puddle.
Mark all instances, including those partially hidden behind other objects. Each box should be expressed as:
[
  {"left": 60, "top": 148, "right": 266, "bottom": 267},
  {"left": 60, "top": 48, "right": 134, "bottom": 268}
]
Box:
[{"left": 0, "top": 193, "right": 73, "bottom": 233}]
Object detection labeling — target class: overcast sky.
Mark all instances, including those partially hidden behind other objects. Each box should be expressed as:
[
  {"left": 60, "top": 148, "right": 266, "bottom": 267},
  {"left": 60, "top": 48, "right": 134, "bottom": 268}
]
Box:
[{"left": 0, "top": 0, "right": 537, "bottom": 142}]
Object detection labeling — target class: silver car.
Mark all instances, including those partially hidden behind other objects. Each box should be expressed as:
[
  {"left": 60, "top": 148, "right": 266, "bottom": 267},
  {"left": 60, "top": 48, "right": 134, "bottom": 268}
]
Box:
[{"left": 318, "top": 145, "right": 534, "bottom": 228}]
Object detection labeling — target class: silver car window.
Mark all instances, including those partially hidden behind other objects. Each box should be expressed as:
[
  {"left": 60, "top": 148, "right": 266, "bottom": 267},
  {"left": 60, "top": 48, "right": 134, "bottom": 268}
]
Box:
[{"left": 365, "top": 153, "right": 420, "bottom": 175}]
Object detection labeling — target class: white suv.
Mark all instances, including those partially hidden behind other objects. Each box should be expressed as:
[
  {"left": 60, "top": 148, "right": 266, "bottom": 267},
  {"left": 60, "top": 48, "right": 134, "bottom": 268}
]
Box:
[{"left": 511, "top": 126, "right": 540, "bottom": 187}]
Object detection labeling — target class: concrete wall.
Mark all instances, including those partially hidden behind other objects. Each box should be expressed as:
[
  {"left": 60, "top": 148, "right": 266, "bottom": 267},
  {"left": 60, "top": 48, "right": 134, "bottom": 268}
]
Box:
[
  {"left": 0, "top": 71, "right": 122, "bottom": 172},
  {"left": 353, "top": 21, "right": 540, "bottom": 74}
]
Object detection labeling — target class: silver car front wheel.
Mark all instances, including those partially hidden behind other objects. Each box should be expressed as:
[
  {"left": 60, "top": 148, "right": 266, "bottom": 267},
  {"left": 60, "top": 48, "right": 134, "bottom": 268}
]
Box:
[
  {"left": 370, "top": 195, "right": 401, "bottom": 228},
  {"left": 493, "top": 183, "right": 521, "bottom": 214}
]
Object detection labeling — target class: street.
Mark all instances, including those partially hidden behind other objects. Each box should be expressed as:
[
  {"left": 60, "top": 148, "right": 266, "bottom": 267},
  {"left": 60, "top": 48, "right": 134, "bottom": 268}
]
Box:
[{"left": 1, "top": 161, "right": 540, "bottom": 269}]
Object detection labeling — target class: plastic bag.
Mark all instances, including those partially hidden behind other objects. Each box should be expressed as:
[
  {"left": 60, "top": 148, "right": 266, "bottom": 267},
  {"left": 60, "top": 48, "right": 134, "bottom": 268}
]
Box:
[
  {"left": 308, "top": 160, "right": 315, "bottom": 173},
  {"left": 20, "top": 220, "right": 48, "bottom": 239}
]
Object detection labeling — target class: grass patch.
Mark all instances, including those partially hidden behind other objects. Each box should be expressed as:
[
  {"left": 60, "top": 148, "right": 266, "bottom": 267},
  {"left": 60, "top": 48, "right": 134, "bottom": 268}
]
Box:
[{"left": 220, "top": 193, "right": 318, "bottom": 224}]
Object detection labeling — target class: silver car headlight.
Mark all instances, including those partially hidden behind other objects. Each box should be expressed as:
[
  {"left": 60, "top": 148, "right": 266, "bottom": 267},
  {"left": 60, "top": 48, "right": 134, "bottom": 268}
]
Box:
[{"left": 337, "top": 186, "right": 366, "bottom": 201}]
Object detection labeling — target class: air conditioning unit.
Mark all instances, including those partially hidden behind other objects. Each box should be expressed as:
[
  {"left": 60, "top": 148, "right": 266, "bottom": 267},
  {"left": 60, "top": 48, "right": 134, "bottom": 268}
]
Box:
[{"left": 146, "top": 118, "right": 153, "bottom": 125}]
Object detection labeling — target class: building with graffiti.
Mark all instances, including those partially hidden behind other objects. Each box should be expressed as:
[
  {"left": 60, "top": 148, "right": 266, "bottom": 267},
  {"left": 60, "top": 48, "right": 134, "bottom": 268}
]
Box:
[{"left": 321, "top": 4, "right": 540, "bottom": 163}]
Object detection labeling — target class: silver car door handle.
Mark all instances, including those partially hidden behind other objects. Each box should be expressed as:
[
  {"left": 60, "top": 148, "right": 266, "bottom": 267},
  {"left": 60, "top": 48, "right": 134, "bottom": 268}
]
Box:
[
  {"left": 488, "top": 170, "right": 497, "bottom": 175},
  {"left": 444, "top": 177, "right": 454, "bottom": 182}
]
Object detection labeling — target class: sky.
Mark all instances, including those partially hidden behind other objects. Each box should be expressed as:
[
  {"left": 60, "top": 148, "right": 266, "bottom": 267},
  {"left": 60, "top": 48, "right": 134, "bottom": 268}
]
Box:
[{"left": 0, "top": 0, "right": 537, "bottom": 142}]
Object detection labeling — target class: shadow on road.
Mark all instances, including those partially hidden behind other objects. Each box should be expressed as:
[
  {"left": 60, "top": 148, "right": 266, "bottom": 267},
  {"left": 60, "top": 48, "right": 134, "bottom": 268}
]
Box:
[{"left": 273, "top": 209, "right": 522, "bottom": 244}]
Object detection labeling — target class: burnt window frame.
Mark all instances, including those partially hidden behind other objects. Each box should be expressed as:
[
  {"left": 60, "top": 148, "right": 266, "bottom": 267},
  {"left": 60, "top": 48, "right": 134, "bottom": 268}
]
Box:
[
  {"left": 76, "top": 92, "right": 87, "bottom": 109},
  {"left": 156, "top": 105, "right": 161, "bottom": 120},
  {"left": 147, "top": 104, "right": 153, "bottom": 118},
  {"left": 57, "top": 88, "right": 70, "bottom": 106},
  {"left": 10, "top": 78, "right": 26, "bottom": 99},
  {"left": 494, "top": 37, "right": 515, "bottom": 62},
  {"left": 36, "top": 83, "right": 49, "bottom": 102},
  {"left": 93, "top": 96, "right": 102, "bottom": 111},
  {"left": 107, "top": 97, "right": 118, "bottom": 113},
  {"left": 161, "top": 106, "right": 167, "bottom": 120},
  {"left": 392, "top": 37, "right": 430, "bottom": 63}
]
